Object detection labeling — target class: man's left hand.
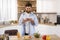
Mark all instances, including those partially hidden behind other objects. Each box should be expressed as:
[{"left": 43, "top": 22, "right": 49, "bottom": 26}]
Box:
[{"left": 27, "top": 18, "right": 35, "bottom": 25}]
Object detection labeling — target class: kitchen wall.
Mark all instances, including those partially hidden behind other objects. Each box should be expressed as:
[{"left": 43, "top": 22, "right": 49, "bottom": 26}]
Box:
[
  {"left": 37, "top": 0, "right": 60, "bottom": 15},
  {"left": 36, "top": 0, "right": 56, "bottom": 13},
  {"left": 56, "top": 0, "right": 60, "bottom": 15}
]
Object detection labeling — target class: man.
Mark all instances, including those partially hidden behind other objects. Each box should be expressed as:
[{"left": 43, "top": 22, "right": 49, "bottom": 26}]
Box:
[{"left": 19, "top": 2, "right": 38, "bottom": 36}]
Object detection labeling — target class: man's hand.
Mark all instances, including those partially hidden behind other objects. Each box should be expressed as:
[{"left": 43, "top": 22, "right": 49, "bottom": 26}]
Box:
[
  {"left": 23, "top": 18, "right": 31, "bottom": 23},
  {"left": 23, "top": 18, "right": 28, "bottom": 23},
  {"left": 27, "top": 18, "right": 35, "bottom": 25},
  {"left": 23, "top": 18, "right": 35, "bottom": 25}
]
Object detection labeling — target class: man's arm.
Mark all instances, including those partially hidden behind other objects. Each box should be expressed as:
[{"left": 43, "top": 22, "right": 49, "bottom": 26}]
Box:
[
  {"left": 27, "top": 18, "right": 35, "bottom": 25},
  {"left": 22, "top": 18, "right": 28, "bottom": 23},
  {"left": 33, "top": 14, "right": 38, "bottom": 26},
  {"left": 19, "top": 14, "right": 29, "bottom": 25},
  {"left": 19, "top": 14, "right": 25, "bottom": 25}
]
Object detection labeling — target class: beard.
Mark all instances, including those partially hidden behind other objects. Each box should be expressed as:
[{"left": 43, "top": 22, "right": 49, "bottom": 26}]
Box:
[{"left": 26, "top": 11, "right": 31, "bottom": 13}]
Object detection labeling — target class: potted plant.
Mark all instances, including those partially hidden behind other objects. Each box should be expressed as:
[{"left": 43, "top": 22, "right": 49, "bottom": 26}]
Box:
[
  {"left": 14, "top": 20, "right": 18, "bottom": 24},
  {"left": 10, "top": 20, "right": 14, "bottom": 24},
  {"left": 34, "top": 33, "right": 40, "bottom": 40}
]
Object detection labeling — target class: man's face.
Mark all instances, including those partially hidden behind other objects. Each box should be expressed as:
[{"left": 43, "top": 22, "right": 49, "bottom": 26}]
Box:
[{"left": 25, "top": 6, "right": 32, "bottom": 13}]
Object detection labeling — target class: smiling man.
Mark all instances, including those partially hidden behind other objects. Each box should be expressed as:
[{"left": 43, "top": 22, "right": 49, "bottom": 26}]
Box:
[{"left": 19, "top": 2, "right": 38, "bottom": 36}]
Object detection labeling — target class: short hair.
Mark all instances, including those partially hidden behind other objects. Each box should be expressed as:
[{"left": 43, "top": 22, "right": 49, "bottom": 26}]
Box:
[{"left": 25, "top": 2, "right": 32, "bottom": 7}]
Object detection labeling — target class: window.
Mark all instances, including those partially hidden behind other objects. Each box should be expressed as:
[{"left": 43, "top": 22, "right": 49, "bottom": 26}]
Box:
[{"left": 0, "top": 0, "right": 17, "bottom": 22}]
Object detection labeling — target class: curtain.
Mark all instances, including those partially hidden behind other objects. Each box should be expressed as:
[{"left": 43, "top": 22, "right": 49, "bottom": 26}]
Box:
[{"left": 0, "top": 0, "right": 17, "bottom": 22}]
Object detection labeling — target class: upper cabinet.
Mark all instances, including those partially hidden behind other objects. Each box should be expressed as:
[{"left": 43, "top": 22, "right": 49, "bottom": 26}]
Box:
[{"left": 36, "top": 0, "right": 56, "bottom": 13}]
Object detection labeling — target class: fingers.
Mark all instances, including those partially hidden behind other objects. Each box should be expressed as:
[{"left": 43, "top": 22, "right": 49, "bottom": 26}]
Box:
[
  {"left": 23, "top": 19, "right": 28, "bottom": 23},
  {"left": 23, "top": 18, "right": 33, "bottom": 23}
]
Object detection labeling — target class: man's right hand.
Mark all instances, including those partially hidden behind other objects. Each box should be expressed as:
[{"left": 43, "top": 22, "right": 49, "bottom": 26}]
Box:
[{"left": 23, "top": 18, "right": 28, "bottom": 23}]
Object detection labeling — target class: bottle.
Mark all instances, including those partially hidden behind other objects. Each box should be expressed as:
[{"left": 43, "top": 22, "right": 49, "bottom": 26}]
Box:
[
  {"left": 4, "top": 34, "right": 9, "bottom": 40},
  {"left": 46, "top": 35, "right": 51, "bottom": 40}
]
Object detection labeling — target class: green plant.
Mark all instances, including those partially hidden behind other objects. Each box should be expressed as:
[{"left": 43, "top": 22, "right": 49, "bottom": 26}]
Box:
[
  {"left": 14, "top": 20, "right": 18, "bottom": 23},
  {"left": 10, "top": 20, "right": 14, "bottom": 23},
  {"left": 34, "top": 33, "right": 40, "bottom": 38}
]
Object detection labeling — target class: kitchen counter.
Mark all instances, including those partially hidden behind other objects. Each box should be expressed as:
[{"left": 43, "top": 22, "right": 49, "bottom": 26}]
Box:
[
  {"left": 0, "top": 24, "right": 60, "bottom": 38},
  {"left": 0, "top": 24, "right": 18, "bottom": 28},
  {"left": 20, "top": 35, "right": 60, "bottom": 40}
]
